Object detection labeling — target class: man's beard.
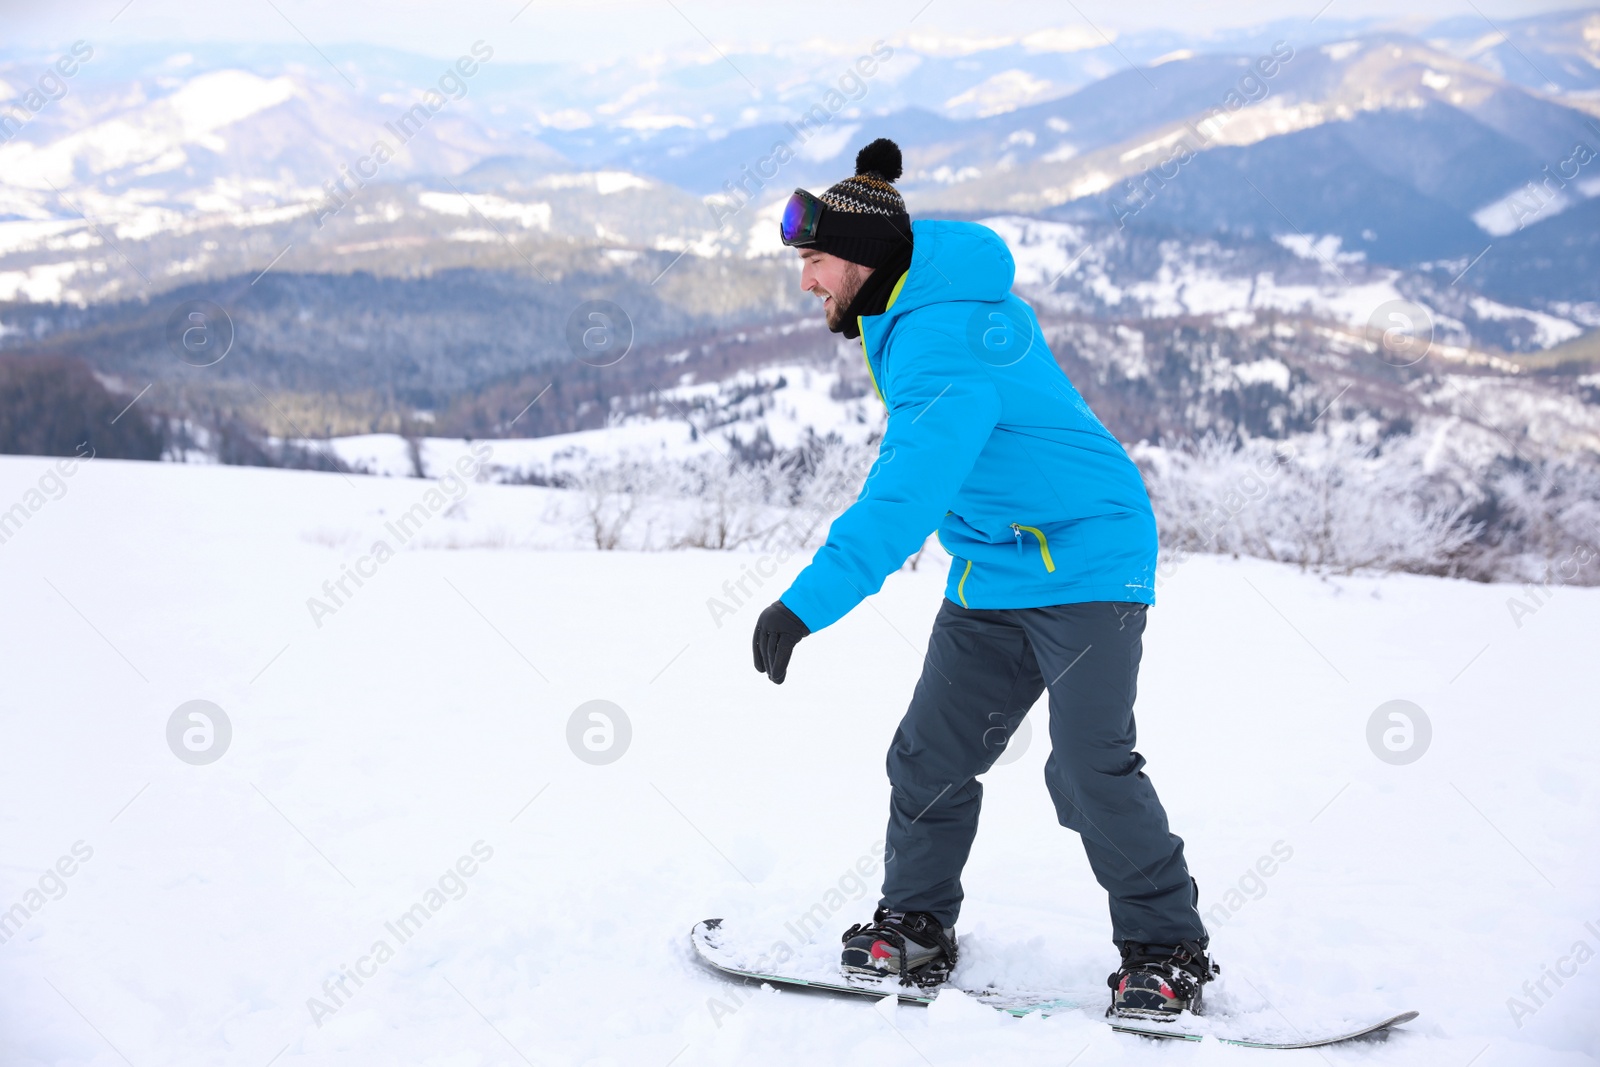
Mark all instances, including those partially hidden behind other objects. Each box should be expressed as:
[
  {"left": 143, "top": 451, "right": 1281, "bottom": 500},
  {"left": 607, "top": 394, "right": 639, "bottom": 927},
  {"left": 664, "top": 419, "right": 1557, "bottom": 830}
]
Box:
[{"left": 821, "top": 263, "right": 869, "bottom": 331}]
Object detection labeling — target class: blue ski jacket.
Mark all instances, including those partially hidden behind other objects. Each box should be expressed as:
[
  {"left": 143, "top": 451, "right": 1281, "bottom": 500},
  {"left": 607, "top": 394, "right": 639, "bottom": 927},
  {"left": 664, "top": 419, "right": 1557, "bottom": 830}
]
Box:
[{"left": 780, "top": 219, "right": 1158, "bottom": 632}]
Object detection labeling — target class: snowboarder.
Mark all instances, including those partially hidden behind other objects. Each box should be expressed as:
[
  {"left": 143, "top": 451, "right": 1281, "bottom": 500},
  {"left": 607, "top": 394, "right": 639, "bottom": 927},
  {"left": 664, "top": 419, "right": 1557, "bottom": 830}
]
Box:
[{"left": 749, "top": 138, "right": 1217, "bottom": 1019}]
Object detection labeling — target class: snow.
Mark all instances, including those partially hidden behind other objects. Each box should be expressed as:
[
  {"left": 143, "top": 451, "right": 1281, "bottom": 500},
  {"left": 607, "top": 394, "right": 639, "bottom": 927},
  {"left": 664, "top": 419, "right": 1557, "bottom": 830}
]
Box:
[
  {"left": 943, "top": 73, "right": 1059, "bottom": 119},
  {"left": 982, "top": 217, "right": 1090, "bottom": 288},
  {"left": 0, "top": 220, "right": 82, "bottom": 257},
  {"left": 1474, "top": 186, "right": 1573, "bottom": 236},
  {"left": 417, "top": 192, "right": 552, "bottom": 230},
  {"left": 982, "top": 215, "right": 1584, "bottom": 350},
  {"left": 742, "top": 197, "right": 789, "bottom": 258},
  {"left": 534, "top": 171, "right": 654, "bottom": 195},
  {"left": 1, "top": 454, "right": 1597, "bottom": 1065},
  {"left": 313, "top": 364, "right": 880, "bottom": 481},
  {"left": 792, "top": 122, "right": 859, "bottom": 163},
  {"left": 1256, "top": 277, "right": 1407, "bottom": 326},
  {"left": 536, "top": 108, "right": 593, "bottom": 131},
  {"left": 166, "top": 71, "right": 297, "bottom": 142},
  {"left": 1232, "top": 358, "right": 1291, "bottom": 390},
  {"left": 615, "top": 114, "right": 696, "bottom": 132},
  {"left": 0, "top": 70, "right": 296, "bottom": 190},
  {"left": 1119, "top": 128, "right": 1190, "bottom": 165},
  {"left": 1018, "top": 27, "right": 1103, "bottom": 55},
  {"left": 321, "top": 424, "right": 710, "bottom": 480},
  {"left": 0, "top": 261, "right": 83, "bottom": 304},
  {"left": 1199, "top": 102, "right": 1332, "bottom": 150},
  {"left": 1274, "top": 233, "right": 1365, "bottom": 264},
  {"left": 1037, "top": 170, "right": 1116, "bottom": 202},
  {"left": 1469, "top": 295, "right": 1584, "bottom": 348},
  {"left": 903, "top": 33, "right": 1019, "bottom": 58}
]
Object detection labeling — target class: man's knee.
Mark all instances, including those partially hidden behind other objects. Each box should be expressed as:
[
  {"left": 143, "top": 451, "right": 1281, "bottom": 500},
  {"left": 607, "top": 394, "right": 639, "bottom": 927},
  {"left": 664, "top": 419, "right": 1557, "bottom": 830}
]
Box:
[
  {"left": 886, "top": 721, "right": 995, "bottom": 788},
  {"left": 1049, "top": 735, "right": 1145, "bottom": 782},
  {"left": 887, "top": 771, "right": 980, "bottom": 818}
]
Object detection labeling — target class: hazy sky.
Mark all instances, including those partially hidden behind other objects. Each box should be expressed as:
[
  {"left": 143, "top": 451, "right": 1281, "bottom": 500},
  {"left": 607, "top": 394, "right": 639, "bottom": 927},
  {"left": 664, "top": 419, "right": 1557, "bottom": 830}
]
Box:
[{"left": 2, "top": 0, "right": 1587, "bottom": 61}]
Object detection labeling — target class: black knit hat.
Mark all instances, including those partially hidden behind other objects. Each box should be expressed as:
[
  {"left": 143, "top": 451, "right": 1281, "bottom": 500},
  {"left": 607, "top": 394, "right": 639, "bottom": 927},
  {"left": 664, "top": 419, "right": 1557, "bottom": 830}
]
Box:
[{"left": 808, "top": 138, "right": 912, "bottom": 269}]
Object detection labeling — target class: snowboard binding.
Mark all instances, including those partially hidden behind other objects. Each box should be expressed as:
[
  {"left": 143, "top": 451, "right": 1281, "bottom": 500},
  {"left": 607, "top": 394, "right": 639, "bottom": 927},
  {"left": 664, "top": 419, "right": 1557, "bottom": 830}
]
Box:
[
  {"left": 841, "top": 908, "right": 958, "bottom": 988},
  {"left": 1107, "top": 938, "right": 1219, "bottom": 1020}
]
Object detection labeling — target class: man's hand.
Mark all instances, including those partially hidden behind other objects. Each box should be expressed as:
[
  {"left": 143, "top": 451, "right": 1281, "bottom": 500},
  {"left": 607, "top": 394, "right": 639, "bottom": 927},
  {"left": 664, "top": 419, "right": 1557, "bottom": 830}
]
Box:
[{"left": 752, "top": 601, "right": 810, "bottom": 685}]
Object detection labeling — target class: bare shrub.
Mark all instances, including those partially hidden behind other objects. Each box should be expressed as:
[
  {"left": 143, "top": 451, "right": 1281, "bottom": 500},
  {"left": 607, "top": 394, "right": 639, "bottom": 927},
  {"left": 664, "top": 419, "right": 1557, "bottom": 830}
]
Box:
[{"left": 1137, "top": 431, "right": 1482, "bottom": 577}]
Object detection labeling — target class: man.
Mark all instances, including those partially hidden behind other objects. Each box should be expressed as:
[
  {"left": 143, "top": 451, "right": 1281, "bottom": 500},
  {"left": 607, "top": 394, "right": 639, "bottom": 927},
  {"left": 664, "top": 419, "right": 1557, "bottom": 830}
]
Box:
[{"left": 749, "top": 138, "right": 1216, "bottom": 1020}]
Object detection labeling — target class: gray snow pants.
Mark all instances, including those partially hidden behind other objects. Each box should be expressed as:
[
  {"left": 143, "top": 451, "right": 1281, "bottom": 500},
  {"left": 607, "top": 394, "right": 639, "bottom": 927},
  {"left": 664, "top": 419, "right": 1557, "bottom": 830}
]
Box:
[{"left": 879, "top": 598, "right": 1207, "bottom": 947}]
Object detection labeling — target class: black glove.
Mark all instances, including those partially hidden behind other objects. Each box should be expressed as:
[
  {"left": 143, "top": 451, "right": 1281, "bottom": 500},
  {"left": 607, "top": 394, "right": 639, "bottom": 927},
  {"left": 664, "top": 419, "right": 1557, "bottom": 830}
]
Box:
[{"left": 752, "top": 601, "right": 810, "bottom": 685}]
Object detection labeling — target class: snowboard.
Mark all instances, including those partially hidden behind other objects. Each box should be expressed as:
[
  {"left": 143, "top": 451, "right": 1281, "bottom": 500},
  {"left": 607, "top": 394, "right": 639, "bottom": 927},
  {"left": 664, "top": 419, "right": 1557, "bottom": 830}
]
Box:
[
  {"left": 1109, "top": 1012, "right": 1421, "bottom": 1049},
  {"left": 691, "top": 918, "right": 1420, "bottom": 1048},
  {"left": 692, "top": 918, "right": 1089, "bottom": 1017}
]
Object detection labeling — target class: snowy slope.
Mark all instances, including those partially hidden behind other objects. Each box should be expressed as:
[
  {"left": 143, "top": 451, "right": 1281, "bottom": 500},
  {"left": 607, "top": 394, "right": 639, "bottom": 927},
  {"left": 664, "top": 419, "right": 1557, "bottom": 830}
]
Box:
[
  {"left": 0, "top": 456, "right": 1596, "bottom": 1066},
  {"left": 311, "top": 361, "right": 882, "bottom": 481}
]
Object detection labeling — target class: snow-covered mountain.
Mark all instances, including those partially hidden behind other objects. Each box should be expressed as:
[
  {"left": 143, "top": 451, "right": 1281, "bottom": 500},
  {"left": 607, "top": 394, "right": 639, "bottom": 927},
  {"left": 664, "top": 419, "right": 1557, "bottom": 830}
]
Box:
[
  {"left": 988, "top": 217, "right": 1595, "bottom": 352},
  {"left": 4, "top": 9, "right": 1599, "bottom": 313}
]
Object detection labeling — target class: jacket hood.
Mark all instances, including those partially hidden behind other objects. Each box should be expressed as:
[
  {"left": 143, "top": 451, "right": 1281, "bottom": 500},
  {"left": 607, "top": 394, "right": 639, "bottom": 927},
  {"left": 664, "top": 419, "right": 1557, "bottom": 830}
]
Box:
[{"left": 884, "top": 220, "right": 1016, "bottom": 320}]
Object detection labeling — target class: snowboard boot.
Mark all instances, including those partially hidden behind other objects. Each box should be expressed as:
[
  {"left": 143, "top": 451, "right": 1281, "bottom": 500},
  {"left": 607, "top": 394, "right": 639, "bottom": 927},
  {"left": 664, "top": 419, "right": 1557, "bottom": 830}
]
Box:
[
  {"left": 840, "top": 907, "right": 958, "bottom": 988},
  {"left": 1107, "top": 939, "right": 1219, "bottom": 1020}
]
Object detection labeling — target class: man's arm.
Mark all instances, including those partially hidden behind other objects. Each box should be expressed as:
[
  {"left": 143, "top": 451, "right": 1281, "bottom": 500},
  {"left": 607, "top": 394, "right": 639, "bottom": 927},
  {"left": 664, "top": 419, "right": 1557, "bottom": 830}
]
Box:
[{"left": 780, "top": 327, "right": 1002, "bottom": 632}]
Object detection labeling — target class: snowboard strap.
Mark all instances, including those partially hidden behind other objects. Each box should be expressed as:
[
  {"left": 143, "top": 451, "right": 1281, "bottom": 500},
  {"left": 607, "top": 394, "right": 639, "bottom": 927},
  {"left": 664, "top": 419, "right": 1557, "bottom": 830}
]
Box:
[{"left": 843, "top": 909, "right": 958, "bottom": 988}]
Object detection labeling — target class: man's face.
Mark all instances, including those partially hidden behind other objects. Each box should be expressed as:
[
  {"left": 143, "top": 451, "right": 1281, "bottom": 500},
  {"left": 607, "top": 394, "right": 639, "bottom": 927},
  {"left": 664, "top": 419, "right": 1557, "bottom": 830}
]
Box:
[{"left": 799, "top": 249, "right": 872, "bottom": 331}]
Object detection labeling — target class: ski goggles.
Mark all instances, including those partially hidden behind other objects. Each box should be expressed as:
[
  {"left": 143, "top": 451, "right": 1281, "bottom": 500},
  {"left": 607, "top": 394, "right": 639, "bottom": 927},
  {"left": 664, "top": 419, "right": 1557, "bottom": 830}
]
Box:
[{"left": 779, "top": 188, "right": 826, "bottom": 247}]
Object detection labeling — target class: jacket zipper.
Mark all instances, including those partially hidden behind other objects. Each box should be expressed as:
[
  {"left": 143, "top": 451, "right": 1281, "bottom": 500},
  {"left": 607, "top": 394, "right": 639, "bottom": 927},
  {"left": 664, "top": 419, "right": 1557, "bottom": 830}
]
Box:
[
  {"left": 1010, "top": 524, "right": 1056, "bottom": 573},
  {"left": 856, "top": 271, "right": 911, "bottom": 409}
]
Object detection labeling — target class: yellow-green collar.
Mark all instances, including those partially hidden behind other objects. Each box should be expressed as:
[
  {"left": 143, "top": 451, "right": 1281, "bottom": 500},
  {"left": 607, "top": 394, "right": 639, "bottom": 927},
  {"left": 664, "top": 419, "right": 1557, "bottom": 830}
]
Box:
[{"left": 857, "top": 270, "right": 909, "bottom": 407}]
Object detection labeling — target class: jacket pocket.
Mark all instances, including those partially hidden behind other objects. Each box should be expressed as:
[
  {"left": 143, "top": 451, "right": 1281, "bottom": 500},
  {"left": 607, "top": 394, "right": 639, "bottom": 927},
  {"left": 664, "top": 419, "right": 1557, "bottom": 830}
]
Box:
[
  {"left": 956, "top": 559, "right": 974, "bottom": 607},
  {"left": 1009, "top": 524, "right": 1056, "bottom": 573}
]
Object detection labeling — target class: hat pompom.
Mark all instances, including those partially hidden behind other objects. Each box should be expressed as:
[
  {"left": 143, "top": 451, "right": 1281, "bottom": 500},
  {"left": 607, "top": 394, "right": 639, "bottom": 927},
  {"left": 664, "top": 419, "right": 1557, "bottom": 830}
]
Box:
[{"left": 855, "top": 138, "right": 903, "bottom": 182}]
